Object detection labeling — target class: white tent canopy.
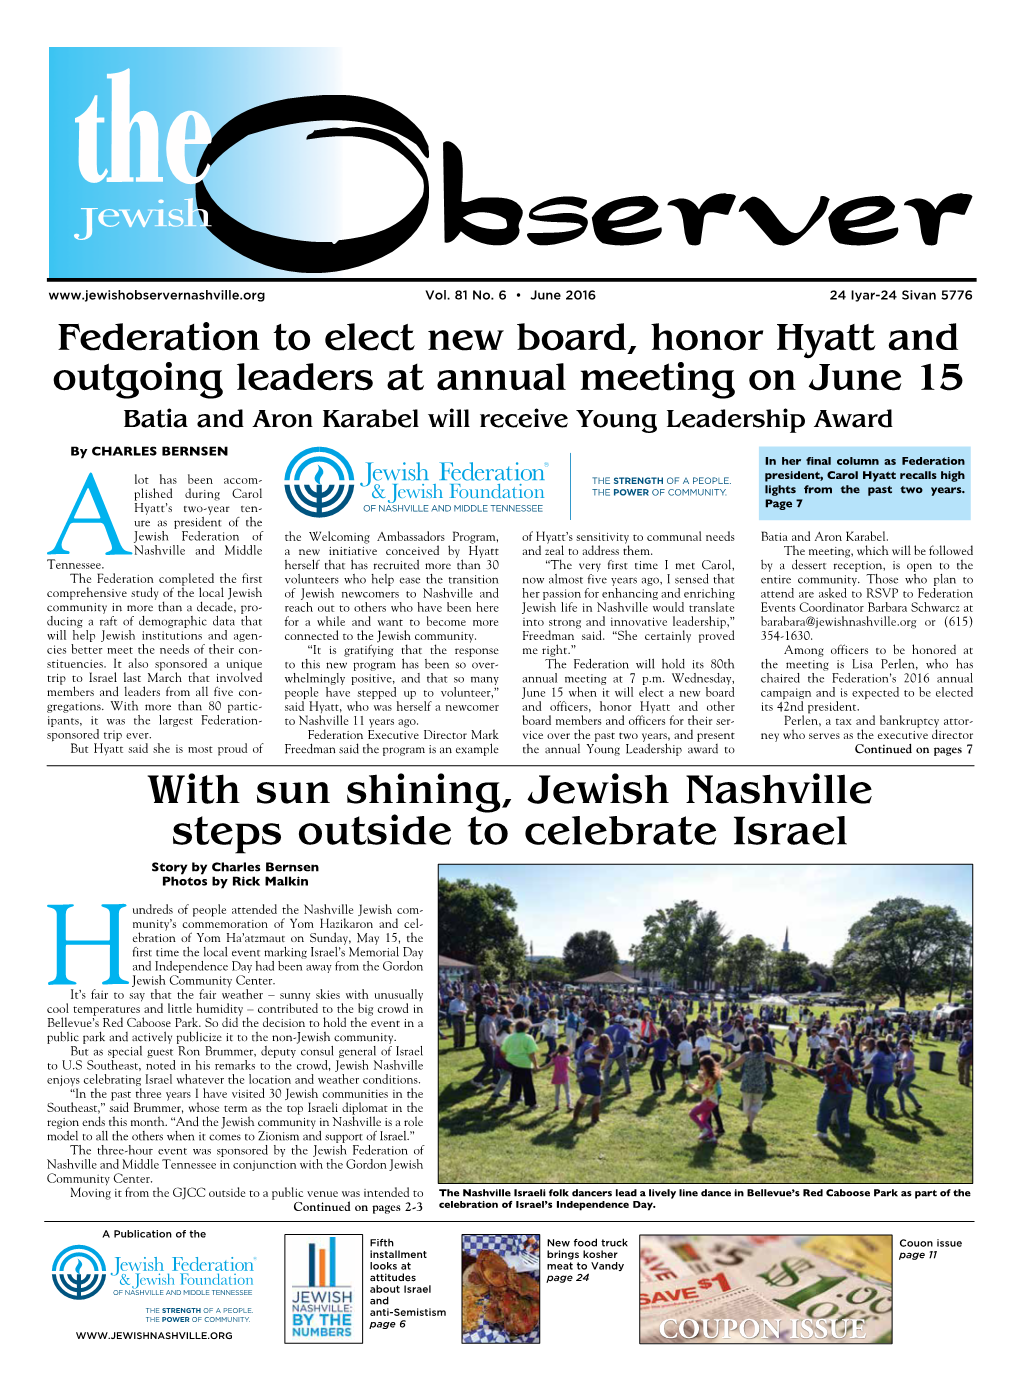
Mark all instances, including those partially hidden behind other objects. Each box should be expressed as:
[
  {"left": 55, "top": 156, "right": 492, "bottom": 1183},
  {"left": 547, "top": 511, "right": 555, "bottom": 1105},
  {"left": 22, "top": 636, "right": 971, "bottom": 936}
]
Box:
[{"left": 759, "top": 994, "right": 791, "bottom": 1007}]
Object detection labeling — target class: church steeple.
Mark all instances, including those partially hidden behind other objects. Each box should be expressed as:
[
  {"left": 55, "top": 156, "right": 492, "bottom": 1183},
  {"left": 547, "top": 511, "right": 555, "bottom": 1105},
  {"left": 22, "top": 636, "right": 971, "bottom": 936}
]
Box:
[{"left": 782, "top": 927, "right": 790, "bottom": 953}]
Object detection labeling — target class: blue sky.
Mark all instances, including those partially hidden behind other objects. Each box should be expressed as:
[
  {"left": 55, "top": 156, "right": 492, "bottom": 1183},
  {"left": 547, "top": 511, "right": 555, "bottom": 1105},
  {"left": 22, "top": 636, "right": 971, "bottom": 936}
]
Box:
[{"left": 439, "top": 863, "right": 972, "bottom": 964}]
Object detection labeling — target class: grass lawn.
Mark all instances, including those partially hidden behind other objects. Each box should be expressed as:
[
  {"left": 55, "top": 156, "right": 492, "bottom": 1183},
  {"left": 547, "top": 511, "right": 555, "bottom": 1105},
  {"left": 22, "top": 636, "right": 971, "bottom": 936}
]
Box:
[{"left": 438, "top": 1025, "right": 972, "bottom": 1185}]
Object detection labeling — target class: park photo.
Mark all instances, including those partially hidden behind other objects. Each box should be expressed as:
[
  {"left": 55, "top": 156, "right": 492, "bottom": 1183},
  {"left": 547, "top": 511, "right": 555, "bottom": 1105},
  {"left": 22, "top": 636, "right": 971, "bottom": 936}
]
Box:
[{"left": 437, "top": 863, "right": 972, "bottom": 1185}]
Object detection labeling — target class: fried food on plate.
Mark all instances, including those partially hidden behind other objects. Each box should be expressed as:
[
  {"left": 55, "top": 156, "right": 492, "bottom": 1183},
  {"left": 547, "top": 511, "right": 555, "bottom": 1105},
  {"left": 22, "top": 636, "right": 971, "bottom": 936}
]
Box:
[
  {"left": 508, "top": 1270, "right": 540, "bottom": 1302},
  {"left": 461, "top": 1286, "right": 486, "bottom": 1333},
  {"left": 477, "top": 1249, "right": 509, "bottom": 1289},
  {"left": 463, "top": 1249, "right": 539, "bottom": 1339},
  {"left": 502, "top": 1293, "right": 540, "bottom": 1338}
]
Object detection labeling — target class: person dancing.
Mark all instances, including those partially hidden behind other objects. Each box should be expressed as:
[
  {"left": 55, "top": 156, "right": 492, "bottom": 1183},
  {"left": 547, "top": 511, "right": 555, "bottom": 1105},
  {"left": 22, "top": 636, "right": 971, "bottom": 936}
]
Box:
[
  {"left": 571, "top": 1034, "right": 611, "bottom": 1126},
  {"left": 685, "top": 1053, "right": 723, "bottom": 1143},
  {"left": 722, "top": 1035, "right": 802, "bottom": 1134}
]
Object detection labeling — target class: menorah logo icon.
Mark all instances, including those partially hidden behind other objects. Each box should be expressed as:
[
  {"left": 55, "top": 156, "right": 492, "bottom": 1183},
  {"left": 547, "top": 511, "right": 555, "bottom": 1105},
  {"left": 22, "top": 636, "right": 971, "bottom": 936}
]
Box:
[
  {"left": 284, "top": 447, "right": 355, "bottom": 517},
  {"left": 52, "top": 1244, "right": 107, "bottom": 1300}
]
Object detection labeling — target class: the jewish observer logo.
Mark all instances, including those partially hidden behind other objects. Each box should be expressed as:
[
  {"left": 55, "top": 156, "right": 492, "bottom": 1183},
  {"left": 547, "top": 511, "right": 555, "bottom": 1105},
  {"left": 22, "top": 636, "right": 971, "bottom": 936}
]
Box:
[
  {"left": 284, "top": 447, "right": 356, "bottom": 517},
  {"left": 51, "top": 51, "right": 972, "bottom": 278},
  {"left": 52, "top": 1244, "right": 107, "bottom": 1300}
]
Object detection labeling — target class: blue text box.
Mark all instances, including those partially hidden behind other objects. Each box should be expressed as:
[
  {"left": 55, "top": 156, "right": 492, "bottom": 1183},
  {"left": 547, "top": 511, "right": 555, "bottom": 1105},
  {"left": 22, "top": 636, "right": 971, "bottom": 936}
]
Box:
[{"left": 759, "top": 446, "right": 970, "bottom": 520}]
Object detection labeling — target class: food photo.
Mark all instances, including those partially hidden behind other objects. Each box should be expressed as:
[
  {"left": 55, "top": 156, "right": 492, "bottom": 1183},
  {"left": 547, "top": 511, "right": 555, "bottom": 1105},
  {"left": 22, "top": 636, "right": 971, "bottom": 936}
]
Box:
[{"left": 461, "top": 1234, "right": 541, "bottom": 1343}]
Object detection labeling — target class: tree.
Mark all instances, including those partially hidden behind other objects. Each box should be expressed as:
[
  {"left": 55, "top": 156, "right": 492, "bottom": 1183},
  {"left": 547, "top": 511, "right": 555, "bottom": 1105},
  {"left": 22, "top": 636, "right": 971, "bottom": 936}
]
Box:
[
  {"left": 525, "top": 956, "right": 570, "bottom": 983},
  {"left": 438, "top": 877, "right": 527, "bottom": 980},
  {"left": 632, "top": 903, "right": 731, "bottom": 991},
  {"left": 562, "top": 930, "right": 619, "bottom": 978},
  {"left": 689, "top": 908, "right": 730, "bottom": 990},
  {"left": 632, "top": 900, "right": 699, "bottom": 988},
  {"left": 832, "top": 897, "right": 972, "bottom": 1008},
  {"left": 728, "top": 934, "right": 768, "bottom": 990},
  {"left": 809, "top": 960, "right": 836, "bottom": 992},
  {"left": 759, "top": 945, "right": 779, "bottom": 992},
  {"left": 943, "top": 931, "right": 972, "bottom": 1002},
  {"left": 715, "top": 948, "right": 736, "bottom": 990},
  {"left": 776, "top": 950, "right": 814, "bottom": 994}
]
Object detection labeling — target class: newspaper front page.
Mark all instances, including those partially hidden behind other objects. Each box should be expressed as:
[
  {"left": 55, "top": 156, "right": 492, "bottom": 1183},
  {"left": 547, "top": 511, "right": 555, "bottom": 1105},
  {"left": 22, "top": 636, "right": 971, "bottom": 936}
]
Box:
[{"left": 8, "top": 0, "right": 1008, "bottom": 1370}]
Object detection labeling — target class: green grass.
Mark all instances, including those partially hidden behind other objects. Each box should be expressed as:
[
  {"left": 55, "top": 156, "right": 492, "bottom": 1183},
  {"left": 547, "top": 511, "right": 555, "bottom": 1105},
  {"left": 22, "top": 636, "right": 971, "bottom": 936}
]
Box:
[{"left": 438, "top": 1027, "right": 972, "bottom": 1185}]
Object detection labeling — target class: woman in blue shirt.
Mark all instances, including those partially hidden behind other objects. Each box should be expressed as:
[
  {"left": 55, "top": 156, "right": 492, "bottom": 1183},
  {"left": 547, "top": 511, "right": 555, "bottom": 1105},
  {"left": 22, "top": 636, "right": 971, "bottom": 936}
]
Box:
[
  {"left": 866, "top": 1038, "right": 896, "bottom": 1119},
  {"left": 572, "top": 1034, "right": 610, "bottom": 1126},
  {"left": 896, "top": 1038, "right": 922, "bottom": 1114},
  {"left": 574, "top": 1027, "right": 595, "bottom": 1068}
]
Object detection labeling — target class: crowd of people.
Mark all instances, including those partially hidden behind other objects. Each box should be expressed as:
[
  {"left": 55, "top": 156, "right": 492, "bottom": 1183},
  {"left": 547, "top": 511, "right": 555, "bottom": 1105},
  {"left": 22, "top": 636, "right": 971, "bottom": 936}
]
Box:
[{"left": 439, "top": 977, "right": 973, "bottom": 1144}]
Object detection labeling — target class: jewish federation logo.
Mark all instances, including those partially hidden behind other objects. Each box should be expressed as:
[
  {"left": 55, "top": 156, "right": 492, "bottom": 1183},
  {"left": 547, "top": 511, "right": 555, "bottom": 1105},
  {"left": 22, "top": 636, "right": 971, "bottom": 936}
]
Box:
[
  {"left": 52, "top": 1244, "right": 107, "bottom": 1299},
  {"left": 285, "top": 447, "right": 355, "bottom": 517}
]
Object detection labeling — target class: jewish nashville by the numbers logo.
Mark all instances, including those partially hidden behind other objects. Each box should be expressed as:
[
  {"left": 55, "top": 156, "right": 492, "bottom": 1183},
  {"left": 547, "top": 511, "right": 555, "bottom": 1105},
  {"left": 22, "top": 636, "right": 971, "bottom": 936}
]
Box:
[
  {"left": 284, "top": 446, "right": 355, "bottom": 516},
  {"left": 284, "top": 1234, "right": 363, "bottom": 1343},
  {"left": 53, "top": 1245, "right": 107, "bottom": 1300}
]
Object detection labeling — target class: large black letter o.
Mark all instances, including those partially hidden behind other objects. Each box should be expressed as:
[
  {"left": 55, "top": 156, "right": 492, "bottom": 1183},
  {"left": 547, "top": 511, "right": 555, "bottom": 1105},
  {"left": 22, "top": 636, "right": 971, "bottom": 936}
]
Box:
[{"left": 195, "top": 95, "right": 429, "bottom": 273}]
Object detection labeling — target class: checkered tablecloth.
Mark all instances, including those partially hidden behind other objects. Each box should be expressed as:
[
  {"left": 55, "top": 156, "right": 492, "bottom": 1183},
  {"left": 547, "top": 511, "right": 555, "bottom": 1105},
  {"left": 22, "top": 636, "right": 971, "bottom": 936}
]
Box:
[
  {"left": 462, "top": 1233, "right": 538, "bottom": 1259},
  {"left": 462, "top": 1235, "right": 540, "bottom": 1343}
]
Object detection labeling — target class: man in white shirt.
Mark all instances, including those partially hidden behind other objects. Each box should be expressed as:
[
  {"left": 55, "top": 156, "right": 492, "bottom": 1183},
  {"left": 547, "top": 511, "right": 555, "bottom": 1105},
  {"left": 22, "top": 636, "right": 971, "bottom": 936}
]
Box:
[{"left": 447, "top": 994, "right": 468, "bottom": 1050}]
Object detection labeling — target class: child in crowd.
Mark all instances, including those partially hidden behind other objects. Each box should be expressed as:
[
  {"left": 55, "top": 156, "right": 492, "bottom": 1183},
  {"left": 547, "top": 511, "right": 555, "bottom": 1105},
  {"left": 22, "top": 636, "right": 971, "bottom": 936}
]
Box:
[
  {"left": 540, "top": 1008, "right": 560, "bottom": 1064},
  {"left": 551, "top": 1044, "right": 573, "bottom": 1111},
  {"left": 649, "top": 1028, "right": 671, "bottom": 1094},
  {"left": 574, "top": 1027, "right": 595, "bottom": 1069},
  {"left": 686, "top": 1053, "right": 722, "bottom": 1143},
  {"left": 667, "top": 1014, "right": 685, "bottom": 1063},
  {"left": 488, "top": 1021, "right": 513, "bottom": 1100},
  {"left": 710, "top": 1050, "right": 726, "bottom": 1137},
  {"left": 638, "top": 1011, "right": 657, "bottom": 1062}
]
